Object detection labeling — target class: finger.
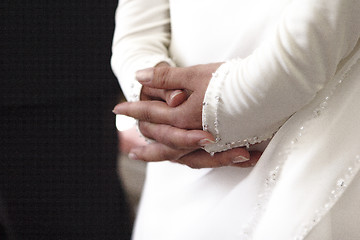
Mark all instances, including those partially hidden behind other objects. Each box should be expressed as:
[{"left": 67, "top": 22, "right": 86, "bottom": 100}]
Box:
[
  {"left": 128, "top": 142, "right": 192, "bottom": 162},
  {"left": 136, "top": 66, "right": 190, "bottom": 90},
  {"left": 113, "top": 99, "right": 202, "bottom": 129},
  {"left": 139, "top": 121, "right": 215, "bottom": 149},
  {"left": 136, "top": 63, "right": 223, "bottom": 91},
  {"left": 166, "top": 90, "right": 188, "bottom": 107},
  {"left": 141, "top": 87, "right": 188, "bottom": 107},
  {"left": 176, "top": 147, "right": 252, "bottom": 169},
  {"left": 140, "top": 86, "right": 166, "bottom": 101},
  {"left": 232, "top": 151, "right": 262, "bottom": 168},
  {"left": 113, "top": 101, "right": 174, "bottom": 125},
  {"left": 118, "top": 127, "right": 147, "bottom": 154}
]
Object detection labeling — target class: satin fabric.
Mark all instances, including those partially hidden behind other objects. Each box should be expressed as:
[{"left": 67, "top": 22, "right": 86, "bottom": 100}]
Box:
[{"left": 112, "top": 0, "right": 360, "bottom": 239}]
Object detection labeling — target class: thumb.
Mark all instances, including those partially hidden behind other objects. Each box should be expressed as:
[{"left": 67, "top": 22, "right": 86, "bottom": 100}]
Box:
[{"left": 136, "top": 66, "right": 187, "bottom": 90}]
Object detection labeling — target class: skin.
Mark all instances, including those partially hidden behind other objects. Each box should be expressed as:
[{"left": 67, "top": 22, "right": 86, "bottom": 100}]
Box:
[{"left": 114, "top": 63, "right": 262, "bottom": 168}]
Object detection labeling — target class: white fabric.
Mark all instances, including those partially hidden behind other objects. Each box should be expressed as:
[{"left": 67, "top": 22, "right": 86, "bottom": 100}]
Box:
[
  {"left": 202, "top": 0, "right": 360, "bottom": 153},
  {"left": 111, "top": 0, "right": 360, "bottom": 239}
]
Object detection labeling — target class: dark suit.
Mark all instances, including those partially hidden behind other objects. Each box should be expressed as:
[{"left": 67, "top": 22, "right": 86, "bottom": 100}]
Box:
[{"left": 1, "top": 1, "right": 132, "bottom": 239}]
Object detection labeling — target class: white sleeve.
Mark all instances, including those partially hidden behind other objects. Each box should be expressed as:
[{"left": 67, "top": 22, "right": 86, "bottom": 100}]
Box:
[
  {"left": 111, "top": 0, "right": 175, "bottom": 102},
  {"left": 203, "top": 0, "right": 360, "bottom": 153}
]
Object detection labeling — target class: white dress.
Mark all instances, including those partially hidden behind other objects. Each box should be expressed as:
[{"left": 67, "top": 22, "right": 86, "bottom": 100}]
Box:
[{"left": 111, "top": 0, "right": 360, "bottom": 239}]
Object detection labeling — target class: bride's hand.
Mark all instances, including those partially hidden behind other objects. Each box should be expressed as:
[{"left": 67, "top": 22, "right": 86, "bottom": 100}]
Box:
[
  {"left": 128, "top": 121, "right": 261, "bottom": 168},
  {"left": 114, "top": 62, "right": 262, "bottom": 168},
  {"left": 113, "top": 62, "right": 222, "bottom": 129},
  {"left": 129, "top": 140, "right": 261, "bottom": 169},
  {"left": 139, "top": 62, "right": 189, "bottom": 107}
]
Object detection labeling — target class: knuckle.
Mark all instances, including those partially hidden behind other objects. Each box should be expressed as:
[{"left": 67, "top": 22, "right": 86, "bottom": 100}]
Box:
[
  {"left": 155, "top": 66, "right": 171, "bottom": 87},
  {"left": 158, "top": 132, "right": 173, "bottom": 148},
  {"left": 183, "top": 131, "right": 200, "bottom": 148},
  {"left": 173, "top": 115, "right": 188, "bottom": 129},
  {"left": 165, "top": 128, "right": 182, "bottom": 147},
  {"left": 183, "top": 133, "right": 193, "bottom": 148},
  {"left": 185, "top": 66, "right": 197, "bottom": 80},
  {"left": 170, "top": 110, "right": 200, "bottom": 129},
  {"left": 167, "top": 109, "right": 181, "bottom": 127},
  {"left": 211, "top": 152, "right": 230, "bottom": 167},
  {"left": 156, "top": 125, "right": 175, "bottom": 147},
  {"left": 141, "top": 108, "right": 152, "bottom": 122},
  {"left": 186, "top": 161, "right": 201, "bottom": 169},
  {"left": 164, "top": 140, "right": 177, "bottom": 149},
  {"left": 213, "top": 155, "right": 225, "bottom": 167},
  {"left": 158, "top": 148, "right": 176, "bottom": 161},
  {"left": 219, "top": 155, "right": 231, "bottom": 166},
  {"left": 138, "top": 122, "right": 149, "bottom": 137}
]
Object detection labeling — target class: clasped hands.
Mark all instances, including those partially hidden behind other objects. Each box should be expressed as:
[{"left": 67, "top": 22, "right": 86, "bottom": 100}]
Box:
[{"left": 113, "top": 62, "right": 261, "bottom": 168}]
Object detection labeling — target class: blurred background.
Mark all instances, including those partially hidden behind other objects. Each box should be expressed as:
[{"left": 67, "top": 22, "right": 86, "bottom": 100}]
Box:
[
  {"left": 1, "top": 1, "right": 142, "bottom": 239},
  {"left": 117, "top": 139, "right": 146, "bottom": 213},
  {"left": 116, "top": 115, "right": 146, "bottom": 213}
]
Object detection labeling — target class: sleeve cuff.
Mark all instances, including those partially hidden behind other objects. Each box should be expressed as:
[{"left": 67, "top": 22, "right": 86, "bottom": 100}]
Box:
[{"left": 202, "top": 60, "right": 285, "bottom": 153}]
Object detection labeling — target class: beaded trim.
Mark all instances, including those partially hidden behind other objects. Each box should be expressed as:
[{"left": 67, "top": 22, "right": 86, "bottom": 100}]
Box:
[
  {"left": 202, "top": 60, "right": 280, "bottom": 154},
  {"left": 295, "top": 155, "right": 360, "bottom": 240},
  {"left": 202, "top": 64, "right": 229, "bottom": 150},
  {"left": 237, "top": 54, "right": 360, "bottom": 239},
  {"left": 293, "top": 55, "right": 360, "bottom": 240}
]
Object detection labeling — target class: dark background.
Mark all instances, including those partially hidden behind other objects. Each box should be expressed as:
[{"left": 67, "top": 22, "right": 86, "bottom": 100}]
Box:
[{"left": 1, "top": 1, "right": 132, "bottom": 239}]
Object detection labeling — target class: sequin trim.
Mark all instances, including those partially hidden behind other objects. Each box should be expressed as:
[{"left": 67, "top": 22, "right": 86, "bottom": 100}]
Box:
[
  {"left": 295, "top": 156, "right": 360, "bottom": 240},
  {"left": 202, "top": 60, "right": 280, "bottom": 154},
  {"left": 294, "top": 57, "right": 360, "bottom": 239},
  {"left": 238, "top": 54, "right": 360, "bottom": 239}
]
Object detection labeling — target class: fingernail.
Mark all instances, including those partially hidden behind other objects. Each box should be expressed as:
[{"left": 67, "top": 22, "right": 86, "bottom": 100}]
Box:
[
  {"left": 112, "top": 106, "right": 121, "bottom": 114},
  {"left": 170, "top": 90, "right": 183, "bottom": 101},
  {"left": 232, "top": 156, "right": 249, "bottom": 163},
  {"left": 198, "top": 138, "right": 215, "bottom": 147},
  {"left": 136, "top": 68, "right": 153, "bottom": 83},
  {"left": 128, "top": 152, "right": 140, "bottom": 161},
  {"left": 112, "top": 105, "right": 122, "bottom": 114}
]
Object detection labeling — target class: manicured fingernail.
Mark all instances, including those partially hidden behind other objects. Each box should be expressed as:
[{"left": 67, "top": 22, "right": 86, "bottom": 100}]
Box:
[
  {"left": 170, "top": 90, "right": 183, "bottom": 101},
  {"left": 136, "top": 68, "right": 153, "bottom": 83},
  {"left": 198, "top": 138, "right": 215, "bottom": 146},
  {"left": 128, "top": 152, "right": 140, "bottom": 161},
  {"left": 232, "top": 156, "right": 249, "bottom": 163},
  {"left": 112, "top": 105, "right": 123, "bottom": 114}
]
